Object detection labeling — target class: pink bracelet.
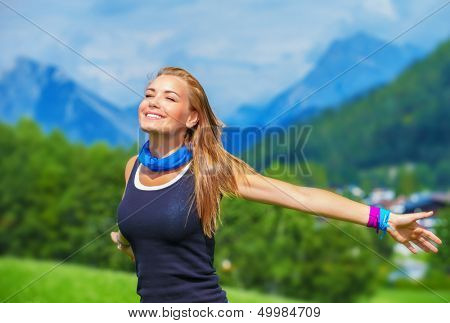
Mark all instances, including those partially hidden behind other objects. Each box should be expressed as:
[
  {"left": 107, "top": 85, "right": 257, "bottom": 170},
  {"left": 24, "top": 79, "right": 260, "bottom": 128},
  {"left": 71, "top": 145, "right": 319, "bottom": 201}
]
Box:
[{"left": 367, "top": 205, "right": 380, "bottom": 234}]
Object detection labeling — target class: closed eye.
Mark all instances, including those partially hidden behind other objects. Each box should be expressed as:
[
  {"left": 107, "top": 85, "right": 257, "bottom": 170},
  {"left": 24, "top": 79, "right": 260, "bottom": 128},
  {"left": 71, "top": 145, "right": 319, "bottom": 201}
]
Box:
[{"left": 145, "top": 94, "right": 175, "bottom": 102}]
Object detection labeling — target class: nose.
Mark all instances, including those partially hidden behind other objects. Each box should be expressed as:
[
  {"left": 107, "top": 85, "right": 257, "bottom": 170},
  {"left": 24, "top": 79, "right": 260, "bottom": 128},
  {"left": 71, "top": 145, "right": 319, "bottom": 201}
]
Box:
[
  {"left": 147, "top": 95, "right": 167, "bottom": 112},
  {"left": 146, "top": 95, "right": 158, "bottom": 107}
]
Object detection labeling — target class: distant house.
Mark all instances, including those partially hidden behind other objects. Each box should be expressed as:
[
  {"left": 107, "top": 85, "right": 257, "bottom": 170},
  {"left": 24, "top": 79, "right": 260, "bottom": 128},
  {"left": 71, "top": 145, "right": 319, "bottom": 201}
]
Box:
[
  {"left": 380, "top": 195, "right": 408, "bottom": 214},
  {"left": 366, "top": 190, "right": 449, "bottom": 212},
  {"left": 403, "top": 191, "right": 450, "bottom": 212},
  {"left": 366, "top": 187, "right": 395, "bottom": 204}
]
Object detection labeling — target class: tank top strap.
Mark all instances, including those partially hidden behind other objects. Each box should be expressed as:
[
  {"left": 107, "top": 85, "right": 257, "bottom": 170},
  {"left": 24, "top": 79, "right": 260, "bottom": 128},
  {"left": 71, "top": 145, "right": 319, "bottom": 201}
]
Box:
[{"left": 130, "top": 156, "right": 140, "bottom": 180}]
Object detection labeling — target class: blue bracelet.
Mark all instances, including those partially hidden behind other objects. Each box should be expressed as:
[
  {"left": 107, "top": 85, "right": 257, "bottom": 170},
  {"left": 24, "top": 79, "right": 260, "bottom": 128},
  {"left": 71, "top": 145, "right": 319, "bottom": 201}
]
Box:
[{"left": 378, "top": 208, "right": 393, "bottom": 240}]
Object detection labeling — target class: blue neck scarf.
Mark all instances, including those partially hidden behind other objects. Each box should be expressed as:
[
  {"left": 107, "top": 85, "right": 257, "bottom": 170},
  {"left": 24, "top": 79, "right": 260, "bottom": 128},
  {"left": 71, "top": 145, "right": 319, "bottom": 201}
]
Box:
[{"left": 138, "top": 139, "right": 193, "bottom": 172}]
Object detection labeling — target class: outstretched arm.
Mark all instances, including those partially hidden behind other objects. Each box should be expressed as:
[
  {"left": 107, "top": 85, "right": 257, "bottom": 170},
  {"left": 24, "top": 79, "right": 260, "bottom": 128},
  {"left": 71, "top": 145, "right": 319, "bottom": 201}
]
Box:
[{"left": 236, "top": 172, "right": 443, "bottom": 254}]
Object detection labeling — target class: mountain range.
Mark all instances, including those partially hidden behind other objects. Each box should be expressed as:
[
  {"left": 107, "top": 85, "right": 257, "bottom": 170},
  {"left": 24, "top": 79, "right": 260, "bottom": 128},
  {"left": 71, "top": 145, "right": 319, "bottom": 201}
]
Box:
[
  {"left": 249, "top": 38, "right": 450, "bottom": 187},
  {"left": 0, "top": 31, "right": 425, "bottom": 149},
  {"left": 0, "top": 57, "right": 137, "bottom": 146}
]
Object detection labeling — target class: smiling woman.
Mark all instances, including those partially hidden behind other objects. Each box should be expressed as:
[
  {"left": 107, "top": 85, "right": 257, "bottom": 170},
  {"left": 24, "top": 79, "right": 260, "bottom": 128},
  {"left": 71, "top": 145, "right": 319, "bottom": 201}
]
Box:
[
  {"left": 114, "top": 66, "right": 257, "bottom": 303},
  {"left": 111, "top": 66, "right": 443, "bottom": 304}
]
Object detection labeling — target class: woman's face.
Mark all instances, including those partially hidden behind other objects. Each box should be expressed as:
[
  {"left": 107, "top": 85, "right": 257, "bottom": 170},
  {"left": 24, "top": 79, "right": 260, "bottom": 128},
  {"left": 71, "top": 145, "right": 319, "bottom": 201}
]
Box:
[{"left": 138, "top": 75, "right": 198, "bottom": 136}]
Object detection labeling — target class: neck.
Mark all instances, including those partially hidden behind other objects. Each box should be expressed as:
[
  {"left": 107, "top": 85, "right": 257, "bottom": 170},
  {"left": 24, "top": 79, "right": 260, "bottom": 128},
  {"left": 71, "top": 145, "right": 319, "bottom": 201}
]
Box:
[{"left": 147, "top": 131, "right": 186, "bottom": 158}]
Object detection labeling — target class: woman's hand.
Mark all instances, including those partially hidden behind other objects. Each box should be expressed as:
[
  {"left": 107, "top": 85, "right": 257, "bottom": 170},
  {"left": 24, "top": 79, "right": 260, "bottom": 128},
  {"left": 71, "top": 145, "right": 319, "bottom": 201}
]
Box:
[
  {"left": 387, "top": 211, "right": 442, "bottom": 254},
  {"left": 110, "top": 231, "right": 135, "bottom": 262}
]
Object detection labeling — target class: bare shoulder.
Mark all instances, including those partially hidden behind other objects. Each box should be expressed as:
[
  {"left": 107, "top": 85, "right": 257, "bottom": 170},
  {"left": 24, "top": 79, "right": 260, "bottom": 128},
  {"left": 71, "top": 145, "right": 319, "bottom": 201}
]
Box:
[{"left": 124, "top": 155, "right": 138, "bottom": 184}]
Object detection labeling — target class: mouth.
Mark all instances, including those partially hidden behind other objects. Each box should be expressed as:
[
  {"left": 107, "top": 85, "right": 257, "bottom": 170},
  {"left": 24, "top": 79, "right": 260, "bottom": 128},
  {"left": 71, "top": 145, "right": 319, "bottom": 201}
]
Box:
[{"left": 142, "top": 110, "right": 166, "bottom": 120}]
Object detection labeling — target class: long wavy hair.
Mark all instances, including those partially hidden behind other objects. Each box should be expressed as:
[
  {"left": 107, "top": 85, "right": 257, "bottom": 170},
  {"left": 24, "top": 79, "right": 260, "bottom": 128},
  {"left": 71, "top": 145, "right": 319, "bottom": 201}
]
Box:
[{"left": 147, "top": 66, "right": 258, "bottom": 238}]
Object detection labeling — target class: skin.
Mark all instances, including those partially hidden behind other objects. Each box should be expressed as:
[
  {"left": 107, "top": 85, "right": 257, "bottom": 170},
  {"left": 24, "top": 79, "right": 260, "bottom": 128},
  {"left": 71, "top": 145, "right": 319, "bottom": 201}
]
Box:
[
  {"left": 235, "top": 177, "right": 442, "bottom": 254},
  {"left": 111, "top": 74, "right": 198, "bottom": 262},
  {"left": 111, "top": 75, "right": 443, "bottom": 262}
]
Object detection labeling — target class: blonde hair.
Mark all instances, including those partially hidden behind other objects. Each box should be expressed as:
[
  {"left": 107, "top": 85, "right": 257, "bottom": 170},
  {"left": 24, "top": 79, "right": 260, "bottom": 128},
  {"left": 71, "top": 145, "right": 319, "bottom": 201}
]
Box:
[{"left": 149, "top": 66, "right": 258, "bottom": 238}]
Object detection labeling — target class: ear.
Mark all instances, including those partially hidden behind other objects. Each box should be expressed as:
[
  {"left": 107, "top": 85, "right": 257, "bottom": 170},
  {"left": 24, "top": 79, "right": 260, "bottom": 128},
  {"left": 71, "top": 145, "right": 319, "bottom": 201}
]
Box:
[{"left": 186, "top": 109, "right": 199, "bottom": 128}]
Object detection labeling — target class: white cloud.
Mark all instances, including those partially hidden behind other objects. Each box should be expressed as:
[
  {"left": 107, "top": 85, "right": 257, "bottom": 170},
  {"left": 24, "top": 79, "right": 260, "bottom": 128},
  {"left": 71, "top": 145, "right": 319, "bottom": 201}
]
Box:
[{"left": 362, "top": 0, "right": 398, "bottom": 20}]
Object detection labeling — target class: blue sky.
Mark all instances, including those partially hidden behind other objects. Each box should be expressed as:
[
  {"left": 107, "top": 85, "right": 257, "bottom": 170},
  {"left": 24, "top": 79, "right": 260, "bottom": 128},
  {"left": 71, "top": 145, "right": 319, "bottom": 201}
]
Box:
[{"left": 1, "top": 0, "right": 449, "bottom": 119}]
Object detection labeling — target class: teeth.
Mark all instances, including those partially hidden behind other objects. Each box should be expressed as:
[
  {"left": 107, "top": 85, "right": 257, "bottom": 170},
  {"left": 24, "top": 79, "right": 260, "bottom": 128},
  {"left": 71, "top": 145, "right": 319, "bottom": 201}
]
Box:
[{"left": 145, "top": 113, "right": 162, "bottom": 119}]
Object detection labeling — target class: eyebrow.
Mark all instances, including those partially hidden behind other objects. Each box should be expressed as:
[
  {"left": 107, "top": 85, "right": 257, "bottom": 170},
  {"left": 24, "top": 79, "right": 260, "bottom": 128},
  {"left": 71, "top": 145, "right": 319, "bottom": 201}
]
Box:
[{"left": 146, "top": 87, "right": 180, "bottom": 97}]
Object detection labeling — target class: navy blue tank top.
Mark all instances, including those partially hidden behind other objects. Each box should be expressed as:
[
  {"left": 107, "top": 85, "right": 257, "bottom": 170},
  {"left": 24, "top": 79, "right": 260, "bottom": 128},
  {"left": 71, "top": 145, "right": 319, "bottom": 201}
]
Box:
[{"left": 116, "top": 157, "right": 229, "bottom": 303}]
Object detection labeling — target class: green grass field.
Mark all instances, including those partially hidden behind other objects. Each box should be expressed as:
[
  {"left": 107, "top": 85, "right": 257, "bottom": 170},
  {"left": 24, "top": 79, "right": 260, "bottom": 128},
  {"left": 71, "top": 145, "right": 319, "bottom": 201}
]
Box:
[{"left": 1, "top": 256, "right": 448, "bottom": 303}]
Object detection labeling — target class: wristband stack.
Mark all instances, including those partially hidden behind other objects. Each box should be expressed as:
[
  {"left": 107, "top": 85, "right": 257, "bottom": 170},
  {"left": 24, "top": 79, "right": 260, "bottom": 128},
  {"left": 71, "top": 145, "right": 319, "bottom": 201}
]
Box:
[{"left": 367, "top": 205, "right": 393, "bottom": 240}]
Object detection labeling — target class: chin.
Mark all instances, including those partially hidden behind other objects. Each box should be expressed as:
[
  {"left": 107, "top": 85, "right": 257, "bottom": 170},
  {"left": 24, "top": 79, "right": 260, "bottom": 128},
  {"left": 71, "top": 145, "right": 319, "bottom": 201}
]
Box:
[
  {"left": 139, "top": 118, "right": 158, "bottom": 129},
  {"left": 139, "top": 123, "right": 166, "bottom": 135},
  {"left": 140, "top": 125, "right": 158, "bottom": 133}
]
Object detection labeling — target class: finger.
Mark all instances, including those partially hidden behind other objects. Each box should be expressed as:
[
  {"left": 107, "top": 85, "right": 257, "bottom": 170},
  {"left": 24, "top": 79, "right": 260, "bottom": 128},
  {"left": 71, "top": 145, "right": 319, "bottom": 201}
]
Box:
[
  {"left": 421, "top": 229, "right": 442, "bottom": 245},
  {"left": 418, "top": 236, "right": 439, "bottom": 253},
  {"left": 402, "top": 241, "right": 417, "bottom": 254},
  {"left": 111, "top": 231, "right": 120, "bottom": 243},
  {"left": 412, "top": 211, "right": 434, "bottom": 222},
  {"left": 412, "top": 239, "right": 431, "bottom": 253}
]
